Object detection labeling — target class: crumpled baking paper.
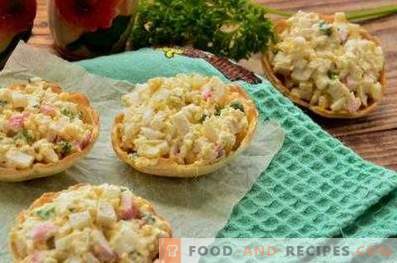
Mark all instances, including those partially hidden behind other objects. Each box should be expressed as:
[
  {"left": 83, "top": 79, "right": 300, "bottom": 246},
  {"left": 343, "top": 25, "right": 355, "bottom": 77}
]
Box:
[{"left": 0, "top": 43, "right": 285, "bottom": 259}]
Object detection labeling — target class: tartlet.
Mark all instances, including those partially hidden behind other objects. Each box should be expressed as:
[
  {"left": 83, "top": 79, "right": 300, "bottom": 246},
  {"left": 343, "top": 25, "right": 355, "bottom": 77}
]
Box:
[
  {"left": 262, "top": 11, "right": 386, "bottom": 118},
  {"left": 112, "top": 74, "right": 258, "bottom": 177},
  {"left": 9, "top": 184, "right": 172, "bottom": 262},
  {"left": 0, "top": 78, "right": 99, "bottom": 182}
]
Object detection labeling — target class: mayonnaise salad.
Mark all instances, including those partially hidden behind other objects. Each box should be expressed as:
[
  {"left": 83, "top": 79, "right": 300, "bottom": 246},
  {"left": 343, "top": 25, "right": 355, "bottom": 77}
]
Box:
[
  {"left": 270, "top": 11, "right": 385, "bottom": 113},
  {"left": 10, "top": 184, "right": 171, "bottom": 262},
  {"left": 0, "top": 78, "right": 94, "bottom": 170},
  {"left": 119, "top": 74, "right": 250, "bottom": 167}
]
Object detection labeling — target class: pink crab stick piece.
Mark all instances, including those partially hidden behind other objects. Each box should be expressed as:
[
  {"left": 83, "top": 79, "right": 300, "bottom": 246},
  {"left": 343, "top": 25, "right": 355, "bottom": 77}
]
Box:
[
  {"left": 92, "top": 230, "right": 116, "bottom": 262},
  {"left": 81, "top": 132, "right": 91, "bottom": 148},
  {"left": 7, "top": 113, "right": 29, "bottom": 131},
  {"left": 346, "top": 97, "right": 361, "bottom": 113},
  {"left": 95, "top": 244, "right": 116, "bottom": 262},
  {"left": 31, "top": 222, "right": 58, "bottom": 243},
  {"left": 119, "top": 192, "right": 139, "bottom": 220},
  {"left": 40, "top": 105, "right": 57, "bottom": 117},
  {"left": 75, "top": 132, "right": 91, "bottom": 151},
  {"left": 202, "top": 89, "right": 212, "bottom": 100},
  {"left": 30, "top": 251, "right": 45, "bottom": 263}
]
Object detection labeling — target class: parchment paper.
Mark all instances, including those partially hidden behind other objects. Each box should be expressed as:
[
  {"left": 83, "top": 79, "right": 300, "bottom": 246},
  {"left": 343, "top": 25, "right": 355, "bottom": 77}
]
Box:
[{"left": 0, "top": 43, "right": 285, "bottom": 258}]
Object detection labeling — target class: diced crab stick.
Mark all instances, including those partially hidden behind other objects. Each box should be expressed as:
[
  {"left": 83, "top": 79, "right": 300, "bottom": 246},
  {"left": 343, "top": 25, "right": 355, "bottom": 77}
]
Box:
[
  {"left": 346, "top": 97, "right": 361, "bottom": 113},
  {"left": 74, "top": 132, "right": 91, "bottom": 151},
  {"left": 81, "top": 132, "right": 91, "bottom": 148},
  {"left": 338, "top": 28, "right": 349, "bottom": 43},
  {"left": 76, "top": 132, "right": 91, "bottom": 151},
  {"left": 92, "top": 230, "right": 116, "bottom": 262},
  {"left": 119, "top": 192, "right": 139, "bottom": 220},
  {"left": 31, "top": 251, "right": 45, "bottom": 263},
  {"left": 344, "top": 75, "right": 356, "bottom": 90},
  {"left": 7, "top": 113, "right": 29, "bottom": 131},
  {"left": 216, "top": 145, "right": 225, "bottom": 159},
  {"left": 94, "top": 244, "right": 116, "bottom": 262},
  {"left": 202, "top": 89, "right": 212, "bottom": 100},
  {"left": 31, "top": 222, "right": 58, "bottom": 243},
  {"left": 40, "top": 105, "right": 57, "bottom": 117}
]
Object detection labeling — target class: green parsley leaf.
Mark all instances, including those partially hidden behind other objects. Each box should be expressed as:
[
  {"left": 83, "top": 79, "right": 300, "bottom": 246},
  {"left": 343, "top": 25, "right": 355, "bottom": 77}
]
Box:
[
  {"left": 142, "top": 213, "right": 156, "bottom": 224},
  {"left": 327, "top": 71, "right": 339, "bottom": 80},
  {"left": 35, "top": 205, "right": 56, "bottom": 220},
  {"left": 230, "top": 101, "right": 245, "bottom": 112},
  {"left": 14, "top": 129, "right": 34, "bottom": 144},
  {"left": 56, "top": 141, "right": 72, "bottom": 156},
  {"left": 215, "top": 105, "right": 222, "bottom": 116},
  {"left": 61, "top": 108, "right": 76, "bottom": 119},
  {"left": 0, "top": 100, "right": 7, "bottom": 108},
  {"left": 131, "top": 0, "right": 273, "bottom": 60},
  {"left": 199, "top": 114, "right": 208, "bottom": 123},
  {"left": 319, "top": 21, "right": 333, "bottom": 36}
]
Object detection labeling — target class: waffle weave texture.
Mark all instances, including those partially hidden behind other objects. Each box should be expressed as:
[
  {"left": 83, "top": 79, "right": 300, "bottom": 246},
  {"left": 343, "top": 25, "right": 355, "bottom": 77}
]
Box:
[{"left": 79, "top": 48, "right": 397, "bottom": 238}]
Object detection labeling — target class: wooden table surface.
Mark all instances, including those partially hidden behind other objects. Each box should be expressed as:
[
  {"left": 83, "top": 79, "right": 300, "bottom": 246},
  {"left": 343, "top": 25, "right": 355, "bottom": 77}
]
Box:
[{"left": 29, "top": 0, "right": 397, "bottom": 169}]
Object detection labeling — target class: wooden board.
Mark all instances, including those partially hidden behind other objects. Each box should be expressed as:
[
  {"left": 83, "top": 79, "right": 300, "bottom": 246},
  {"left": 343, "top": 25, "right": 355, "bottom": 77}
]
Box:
[{"left": 29, "top": 0, "right": 397, "bottom": 169}]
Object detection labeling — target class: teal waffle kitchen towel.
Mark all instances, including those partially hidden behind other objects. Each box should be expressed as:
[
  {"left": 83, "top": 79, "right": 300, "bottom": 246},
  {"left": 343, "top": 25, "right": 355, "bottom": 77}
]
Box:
[{"left": 79, "top": 48, "right": 397, "bottom": 238}]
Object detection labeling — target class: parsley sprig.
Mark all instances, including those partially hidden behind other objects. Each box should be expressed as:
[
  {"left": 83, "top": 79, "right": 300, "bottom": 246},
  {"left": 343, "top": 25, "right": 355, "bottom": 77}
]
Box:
[{"left": 131, "top": 0, "right": 273, "bottom": 60}]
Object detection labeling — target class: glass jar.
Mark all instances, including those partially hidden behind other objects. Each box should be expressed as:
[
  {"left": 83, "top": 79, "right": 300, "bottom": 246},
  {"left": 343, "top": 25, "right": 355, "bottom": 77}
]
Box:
[
  {"left": 0, "top": 0, "right": 37, "bottom": 67},
  {"left": 48, "top": 0, "right": 138, "bottom": 60}
]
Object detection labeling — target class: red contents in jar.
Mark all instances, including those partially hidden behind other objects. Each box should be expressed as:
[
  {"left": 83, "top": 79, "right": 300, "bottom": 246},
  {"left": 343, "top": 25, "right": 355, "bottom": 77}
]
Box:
[
  {"left": 0, "top": 0, "right": 37, "bottom": 33},
  {"left": 54, "top": 0, "right": 122, "bottom": 31}
]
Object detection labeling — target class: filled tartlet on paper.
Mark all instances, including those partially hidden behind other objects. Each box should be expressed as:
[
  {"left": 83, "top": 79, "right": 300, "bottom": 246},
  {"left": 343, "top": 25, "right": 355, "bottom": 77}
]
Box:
[
  {"left": 112, "top": 74, "right": 258, "bottom": 177},
  {"left": 10, "top": 184, "right": 172, "bottom": 262},
  {"left": 0, "top": 78, "right": 99, "bottom": 181},
  {"left": 262, "top": 11, "right": 386, "bottom": 118}
]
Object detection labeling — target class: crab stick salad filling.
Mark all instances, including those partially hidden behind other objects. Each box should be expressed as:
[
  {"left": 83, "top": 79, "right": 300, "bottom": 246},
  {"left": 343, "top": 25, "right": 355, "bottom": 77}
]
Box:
[
  {"left": 10, "top": 184, "right": 171, "bottom": 262},
  {"left": 270, "top": 11, "right": 385, "bottom": 113},
  {"left": 0, "top": 78, "right": 94, "bottom": 170},
  {"left": 119, "top": 74, "right": 250, "bottom": 167}
]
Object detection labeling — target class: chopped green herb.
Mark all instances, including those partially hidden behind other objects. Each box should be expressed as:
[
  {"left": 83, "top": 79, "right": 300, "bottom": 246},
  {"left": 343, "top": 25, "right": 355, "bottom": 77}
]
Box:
[
  {"left": 23, "top": 130, "right": 34, "bottom": 144},
  {"left": 35, "top": 205, "right": 56, "bottom": 220},
  {"left": 131, "top": 0, "right": 274, "bottom": 60},
  {"left": 0, "top": 100, "right": 7, "bottom": 107},
  {"left": 327, "top": 71, "right": 339, "bottom": 80},
  {"left": 199, "top": 114, "right": 208, "bottom": 123},
  {"left": 215, "top": 105, "right": 222, "bottom": 116},
  {"left": 61, "top": 108, "right": 76, "bottom": 119},
  {"left": 230, "top": 101, "right": 245, "bottom": 112},
  {"left": 56, "top": 141, "right": 72, "bottom": 156},
  {"left": 129, "top": 251, "right": 143, "bottom": 261},
  {"left": 142, "top": 213, "right": 156, "bottom": 224},
  {"left": 14, "top": 129, "right": 34, "bottom": 144},
  {"left": 319, "top": 21, "right": 333, "bottom": 36}
]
